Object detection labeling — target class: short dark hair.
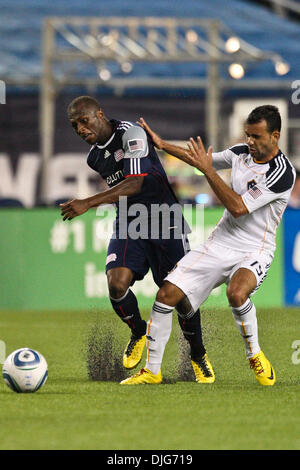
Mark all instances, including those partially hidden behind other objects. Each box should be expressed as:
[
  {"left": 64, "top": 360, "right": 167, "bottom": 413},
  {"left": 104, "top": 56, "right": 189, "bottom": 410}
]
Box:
[
  {"left": 246, "top": 105, "right": 281, "bottom": 133},
  {"left": 67, "top": 96, "right": 101, "bottom": 115}
]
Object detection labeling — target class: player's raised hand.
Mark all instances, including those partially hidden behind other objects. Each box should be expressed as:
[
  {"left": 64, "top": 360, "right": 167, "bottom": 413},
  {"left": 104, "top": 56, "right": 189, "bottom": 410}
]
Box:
[
  {"left": 137, "top": 117, "right": 163, "bottom": 149},
  {"left": 186, "top": 136, "right": 213, "bottom": 173},
  {"left": 60, "top": 199, "right": 89, "bottom": 221}
]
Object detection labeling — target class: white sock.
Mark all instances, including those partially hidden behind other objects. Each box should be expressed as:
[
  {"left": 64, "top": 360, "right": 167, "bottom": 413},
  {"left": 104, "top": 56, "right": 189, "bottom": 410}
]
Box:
[
  {"left": 232, "top": 299, "right": 260, "bottom": 359},
  {"left": 144, "top": 301, "right": 174, "bottom": 375}
]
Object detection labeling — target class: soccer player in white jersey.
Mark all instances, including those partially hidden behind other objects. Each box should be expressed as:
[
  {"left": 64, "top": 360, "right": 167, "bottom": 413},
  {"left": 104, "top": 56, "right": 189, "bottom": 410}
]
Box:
[{"left": 121, "top": 105, "right": 296, "bottom": 386}]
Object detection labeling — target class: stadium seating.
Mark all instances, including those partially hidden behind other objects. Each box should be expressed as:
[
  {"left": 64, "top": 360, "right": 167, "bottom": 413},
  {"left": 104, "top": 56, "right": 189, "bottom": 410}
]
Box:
[{"left": 1, "top": 0, "right": 300, "bottom": 83}]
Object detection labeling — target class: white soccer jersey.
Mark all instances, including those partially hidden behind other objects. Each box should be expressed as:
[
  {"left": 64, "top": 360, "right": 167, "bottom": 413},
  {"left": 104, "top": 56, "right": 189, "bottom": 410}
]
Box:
[{"left": 209, "top": 143, "right": 296, "bottom": 255}]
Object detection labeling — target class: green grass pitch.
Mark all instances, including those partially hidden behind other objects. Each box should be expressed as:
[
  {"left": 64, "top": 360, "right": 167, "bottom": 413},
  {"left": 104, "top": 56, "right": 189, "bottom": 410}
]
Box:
[{"left": 0, "top": 307, "right": 299, "bottom": 450}]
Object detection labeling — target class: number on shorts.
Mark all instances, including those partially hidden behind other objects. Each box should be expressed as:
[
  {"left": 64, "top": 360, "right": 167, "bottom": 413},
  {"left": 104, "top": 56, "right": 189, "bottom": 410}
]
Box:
[{"left": 250, "top": 261, "right": 263, "bottom": 277}]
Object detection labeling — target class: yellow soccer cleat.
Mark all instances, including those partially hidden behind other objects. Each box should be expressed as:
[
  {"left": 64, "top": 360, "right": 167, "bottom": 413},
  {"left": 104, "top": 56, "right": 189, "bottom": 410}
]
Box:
[
  {"left": 120, "top": 368, "right": 162, "bottom": 385},
  {"left": 123, "top": 334, "right": 146, "bottom": 369},
  {"left": 249, "top": 350, "right": 276, "bottom": 386},
  {"left": 191, "top": 353, "right": 215, "bottom": 384}
]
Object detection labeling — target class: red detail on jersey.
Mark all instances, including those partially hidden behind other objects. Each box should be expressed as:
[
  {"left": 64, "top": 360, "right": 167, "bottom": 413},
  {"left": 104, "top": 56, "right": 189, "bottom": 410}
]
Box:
[
  {"left": 123, "top": 236, "right": 129, "bottom": 267},
  {"left": 125, "top": 173, "right": 148, "bottom": 178}
]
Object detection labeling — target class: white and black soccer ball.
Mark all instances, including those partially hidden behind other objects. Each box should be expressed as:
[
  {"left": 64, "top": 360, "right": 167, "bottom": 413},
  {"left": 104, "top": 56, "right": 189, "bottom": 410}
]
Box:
[{"left": 2, "top": 348, "right": 48, "bottom": 393}]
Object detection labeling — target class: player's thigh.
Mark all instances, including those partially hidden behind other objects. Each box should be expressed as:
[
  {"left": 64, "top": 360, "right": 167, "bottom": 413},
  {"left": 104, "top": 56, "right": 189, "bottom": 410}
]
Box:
[
  {"left": 156, "top": 280, "right": 187, "bottom": 308},
  {"left": 228, "top": 252, "right": 273, "bottom": 301},
  {"left": 227, "top": 268, "right": 257, "bottom": 306}
]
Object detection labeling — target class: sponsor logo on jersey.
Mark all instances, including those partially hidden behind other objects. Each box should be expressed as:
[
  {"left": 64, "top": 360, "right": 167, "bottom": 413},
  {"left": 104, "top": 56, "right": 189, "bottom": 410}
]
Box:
[
  {"left": 104, "top": 150, "right": 111, "bottom": 159},
  {"left": 106, "top": 169, "right": 124, "bottom": 185}
]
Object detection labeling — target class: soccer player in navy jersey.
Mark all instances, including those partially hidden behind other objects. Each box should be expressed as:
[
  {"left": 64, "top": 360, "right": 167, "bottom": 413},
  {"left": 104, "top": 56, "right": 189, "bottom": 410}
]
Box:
[{"left": 61, "top": 96, "right": 214, "bottom": 383}]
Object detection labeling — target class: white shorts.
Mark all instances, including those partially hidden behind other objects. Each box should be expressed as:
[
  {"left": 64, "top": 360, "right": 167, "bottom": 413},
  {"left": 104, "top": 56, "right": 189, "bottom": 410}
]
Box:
[{"left": 165, "top": 240, "right": 273, "bottom": 312}]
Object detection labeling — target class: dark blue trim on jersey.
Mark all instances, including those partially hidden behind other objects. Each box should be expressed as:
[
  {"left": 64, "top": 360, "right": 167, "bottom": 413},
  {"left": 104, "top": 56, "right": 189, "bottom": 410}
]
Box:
[
  {"left": 229, "top": 144, "right": 249, "bottom": 156},
  {"left": 266, "top": 153, "right": 295, "bottom": 193}
]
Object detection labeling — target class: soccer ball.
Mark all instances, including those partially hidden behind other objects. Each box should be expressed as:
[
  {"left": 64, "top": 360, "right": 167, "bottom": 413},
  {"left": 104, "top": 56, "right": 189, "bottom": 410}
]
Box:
[{"left": 2, "top": 348, "right": 48, "bottom": 393}]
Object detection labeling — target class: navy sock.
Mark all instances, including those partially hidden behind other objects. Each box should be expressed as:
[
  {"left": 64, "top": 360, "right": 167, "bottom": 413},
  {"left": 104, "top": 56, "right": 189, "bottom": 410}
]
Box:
[
  {"left": 110, "top": 289, "right": 146, "bottom": 338},
  {"left": 177, "top": 309, "right": 206, "bottom": 359}
]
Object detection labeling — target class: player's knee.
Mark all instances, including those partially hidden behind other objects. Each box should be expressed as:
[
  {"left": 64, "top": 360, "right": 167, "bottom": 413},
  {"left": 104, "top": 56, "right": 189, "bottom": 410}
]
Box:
[
  {"left": 156, "top": 286, "right": 171, "bottom": 305},
  {"left": 156, "top": 282, "right": 182, "bottom": 307},
  {"left": 226, "top": 285, "right": 247, "bottom": 308},
  {"left": 108, "top": 280, "right": 128, "bottom": 300}
]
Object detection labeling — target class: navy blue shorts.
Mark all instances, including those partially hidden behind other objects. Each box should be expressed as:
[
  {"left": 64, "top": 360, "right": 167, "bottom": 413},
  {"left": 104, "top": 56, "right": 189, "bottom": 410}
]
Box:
[{"left": 106, "top": 234, "right": 190, "bottom": 288}]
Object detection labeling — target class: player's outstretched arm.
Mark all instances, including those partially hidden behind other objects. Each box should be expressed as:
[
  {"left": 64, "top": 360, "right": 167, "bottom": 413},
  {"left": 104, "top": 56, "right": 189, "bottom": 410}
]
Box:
[
  {"left": 60, "top": 176, "right": 144, "bottom": 221},
  {"left": 137, "top": 117, "right": 191, "bottom": 163},
  {"left": 187, "top": 137, "right": 248, "bottom": 218},
  {"left": 60, "top": 199, "right": 90, "bottom": 221}
]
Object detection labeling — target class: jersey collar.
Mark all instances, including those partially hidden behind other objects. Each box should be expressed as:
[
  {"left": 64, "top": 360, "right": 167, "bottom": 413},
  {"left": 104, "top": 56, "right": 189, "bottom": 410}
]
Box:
[
  {"left": 253, "top": 149, "right": 282, "bottom": 165},
  {"left": 95, "top": 120, "right": 118, "bottom": 149},
  {"left": 95, "top": 132, "right": 115, "bottom": 149}
]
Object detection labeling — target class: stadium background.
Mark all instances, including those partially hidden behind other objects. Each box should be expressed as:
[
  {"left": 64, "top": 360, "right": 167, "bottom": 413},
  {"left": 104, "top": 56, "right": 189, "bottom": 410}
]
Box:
[
  {"left": 1, "top": 0, "right": 299, "bottom": 310},
  {"left": 1, "top": 0, "right": 300, "bottom": 453}
]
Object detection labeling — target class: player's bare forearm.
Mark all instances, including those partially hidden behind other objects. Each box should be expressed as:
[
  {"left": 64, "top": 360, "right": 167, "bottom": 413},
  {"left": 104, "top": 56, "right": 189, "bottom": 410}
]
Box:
[
  {"left": 159, "top": 140, "right": 191, "bottom": 164},
  {"left": 204, "top": 168, "right": 248, "bottom": 218},
  {"left": 60, "top": 176, "right": 144, "bottom": 220},
  {"left": 86, "top": 176, "right": 144, "bottom": 208}
]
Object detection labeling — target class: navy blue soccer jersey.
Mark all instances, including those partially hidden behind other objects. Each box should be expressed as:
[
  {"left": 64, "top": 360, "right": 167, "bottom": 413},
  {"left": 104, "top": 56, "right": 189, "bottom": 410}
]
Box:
[
  {"left": 87, "top": 119, "right": 180, "bottom": 221},
  {"left": 86, "top": 119, "right": 190, "bottom": 282}
]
